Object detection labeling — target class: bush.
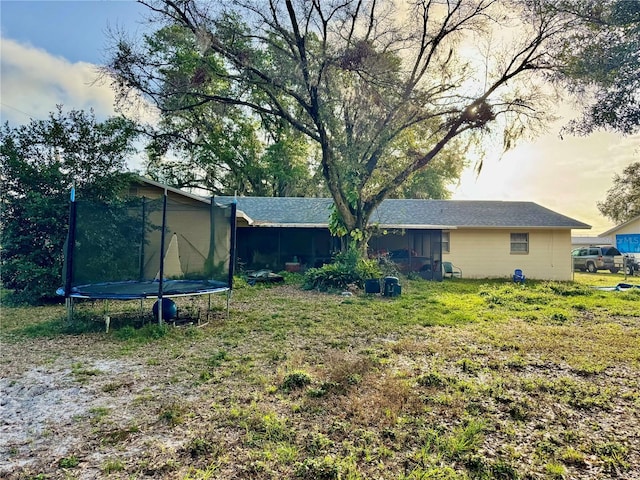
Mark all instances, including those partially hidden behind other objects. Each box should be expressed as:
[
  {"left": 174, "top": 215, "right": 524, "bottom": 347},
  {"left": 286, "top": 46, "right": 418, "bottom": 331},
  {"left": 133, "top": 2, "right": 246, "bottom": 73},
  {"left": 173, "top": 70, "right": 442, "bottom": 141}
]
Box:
[{"left": 303, "top": 246, "right": 382, "bottom": 291}]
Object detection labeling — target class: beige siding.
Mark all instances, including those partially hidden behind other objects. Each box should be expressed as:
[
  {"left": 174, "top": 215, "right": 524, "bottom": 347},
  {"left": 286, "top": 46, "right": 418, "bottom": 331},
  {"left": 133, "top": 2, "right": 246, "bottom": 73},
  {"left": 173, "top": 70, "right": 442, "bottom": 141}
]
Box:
[
  {"left": 612, "top": 218, "right": 640, "bottom": 235},
  {"left": 443, "top": 229, "right": 573, "bottom": 280}
]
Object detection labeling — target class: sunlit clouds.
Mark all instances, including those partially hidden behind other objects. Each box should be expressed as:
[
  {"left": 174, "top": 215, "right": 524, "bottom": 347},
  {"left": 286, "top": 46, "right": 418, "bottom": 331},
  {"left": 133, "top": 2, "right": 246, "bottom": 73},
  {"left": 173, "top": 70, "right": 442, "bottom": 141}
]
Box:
[
  {"left": 453, "top": 123, "right": 640, "bottom": 233},
  {"left": 1, "top": 38, "right": 116, "bottom": 123}
]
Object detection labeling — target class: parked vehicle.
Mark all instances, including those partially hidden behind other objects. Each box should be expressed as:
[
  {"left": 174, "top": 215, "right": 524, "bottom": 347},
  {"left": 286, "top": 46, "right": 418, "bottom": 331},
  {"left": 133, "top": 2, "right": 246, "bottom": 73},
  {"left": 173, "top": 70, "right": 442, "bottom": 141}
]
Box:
[
  {"left": 623, "top": 254, "right": 640, "bottom": 275},
  {"left": 572, "top": 246, "right": 624, "bottom": 273}
]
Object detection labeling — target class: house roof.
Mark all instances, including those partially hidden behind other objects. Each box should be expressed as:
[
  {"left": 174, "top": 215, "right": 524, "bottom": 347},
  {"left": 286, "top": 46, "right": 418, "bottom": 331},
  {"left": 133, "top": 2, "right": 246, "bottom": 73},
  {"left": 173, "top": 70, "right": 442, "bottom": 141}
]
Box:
[
  {"left": 132, "top": 176, "right": 212, "bottom": 205},
  {"left": 132, "top": 176, "right": 254, "bottom": 224},
  {"left": 216, "top": 196, "right": 591, "bottom": 230},
  {"left": 572, "top": 236, "right": 612, "bottom": 246},
  {"left": 599, "top": 215, "right": 640, "bottom": 237}
]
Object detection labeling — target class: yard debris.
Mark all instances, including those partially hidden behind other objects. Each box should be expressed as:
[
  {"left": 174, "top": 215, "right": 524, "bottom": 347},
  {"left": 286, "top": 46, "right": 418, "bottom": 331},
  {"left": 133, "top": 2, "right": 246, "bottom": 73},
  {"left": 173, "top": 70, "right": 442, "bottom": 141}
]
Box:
[
  {"left": 592, "top": 283, "right": 640, "bottom": 291},
  {"left": 246, "top": 269, "right": 284, "bottom": 285}
]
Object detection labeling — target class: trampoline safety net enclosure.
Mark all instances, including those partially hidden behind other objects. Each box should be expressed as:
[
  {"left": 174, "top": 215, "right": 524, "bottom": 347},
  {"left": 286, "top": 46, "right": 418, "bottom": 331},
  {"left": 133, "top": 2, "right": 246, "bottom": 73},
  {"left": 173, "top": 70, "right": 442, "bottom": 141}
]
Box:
[{"left": 58, "top": 194, "right": 237, "bottom": 301}]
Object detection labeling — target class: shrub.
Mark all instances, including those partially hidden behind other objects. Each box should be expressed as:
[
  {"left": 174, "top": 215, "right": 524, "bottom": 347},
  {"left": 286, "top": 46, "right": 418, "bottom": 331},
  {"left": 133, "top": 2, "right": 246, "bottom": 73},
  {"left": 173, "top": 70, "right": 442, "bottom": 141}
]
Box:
[{"left": 303, "top": 246, "right": 382, "bottom": 291}]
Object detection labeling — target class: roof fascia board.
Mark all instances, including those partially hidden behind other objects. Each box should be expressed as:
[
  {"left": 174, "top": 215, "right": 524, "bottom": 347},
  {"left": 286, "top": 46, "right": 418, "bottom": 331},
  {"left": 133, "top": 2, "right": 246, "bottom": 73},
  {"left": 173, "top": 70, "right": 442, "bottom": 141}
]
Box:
[
  {"left": 247, "top": 223, "right": 588, "bottom": 230},
  {"left": 249, "top": 223, "right": 459, "bottom": 229},
  {"left": 375, "top": 224, "right": 458, "bottom": 230},
  {"left": 251, "top": 223, "right": 330, "bottom": 228},
  {"left": 451, "top": 225, "right": 591, "bottom": 230},
  {"left": 136, "top": 176, "right": 211, "bottom": 204},
  {"left": 236, "top": 210, "right": 254, "bottom": 225},
  {"left": 599, "top": 215, "right": 640, "bottom": 236},
  {"left": 135, "top": 177, "right": 255, "bottom": 225}
]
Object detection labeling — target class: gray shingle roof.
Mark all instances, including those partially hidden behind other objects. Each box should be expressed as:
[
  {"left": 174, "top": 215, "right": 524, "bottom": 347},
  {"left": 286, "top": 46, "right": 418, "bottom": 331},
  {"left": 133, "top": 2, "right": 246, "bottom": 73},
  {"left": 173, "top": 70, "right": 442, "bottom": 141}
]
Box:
[{"left": 216, "top": 196, "right": 591, "bottom": 230}]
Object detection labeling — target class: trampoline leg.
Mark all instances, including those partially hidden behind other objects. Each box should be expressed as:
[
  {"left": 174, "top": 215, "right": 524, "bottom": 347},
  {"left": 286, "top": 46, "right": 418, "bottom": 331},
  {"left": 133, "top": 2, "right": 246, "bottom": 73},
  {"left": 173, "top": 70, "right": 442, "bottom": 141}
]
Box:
[
  {"left": 102, "top": 300, "right": 110, "bottom": 333},
  {"left": 66, "top": 297, "right": 74, "bottom": 322}
]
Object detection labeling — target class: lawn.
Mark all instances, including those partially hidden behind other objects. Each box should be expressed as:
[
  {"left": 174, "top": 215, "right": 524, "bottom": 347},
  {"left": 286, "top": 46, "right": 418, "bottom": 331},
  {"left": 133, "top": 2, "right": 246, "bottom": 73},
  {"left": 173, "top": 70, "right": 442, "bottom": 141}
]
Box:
[{"left": 1, "top": 273, "right": 638, "bottom": 479}]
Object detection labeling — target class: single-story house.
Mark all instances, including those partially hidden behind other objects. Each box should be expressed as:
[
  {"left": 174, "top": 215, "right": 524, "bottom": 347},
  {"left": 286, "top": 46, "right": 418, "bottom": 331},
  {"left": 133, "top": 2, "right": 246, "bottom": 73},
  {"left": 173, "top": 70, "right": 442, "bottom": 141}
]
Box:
[
  {"left": 599, "top": 215, "right": 640, "bottom": 254},
  {"left": 129, "top": 177, "right": 591, "bottom": 281},
  {"left": 217, "top": 196, "right": 590, "bottom": 281}
]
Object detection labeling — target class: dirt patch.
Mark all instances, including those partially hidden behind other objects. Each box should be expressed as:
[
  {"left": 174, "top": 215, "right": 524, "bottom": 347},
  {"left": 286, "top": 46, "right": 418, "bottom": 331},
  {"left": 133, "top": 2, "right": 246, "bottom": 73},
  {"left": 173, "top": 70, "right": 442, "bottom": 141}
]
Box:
[{"left": 0, "top": 354, "right": 145, "bottom": 476}]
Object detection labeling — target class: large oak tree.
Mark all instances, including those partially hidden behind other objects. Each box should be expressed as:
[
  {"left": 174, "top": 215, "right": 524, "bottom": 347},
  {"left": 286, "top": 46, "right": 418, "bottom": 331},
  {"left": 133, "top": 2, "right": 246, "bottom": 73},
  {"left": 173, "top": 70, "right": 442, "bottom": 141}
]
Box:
[{"left": 105, "top": 0, "right": 577, "bottom": 247}]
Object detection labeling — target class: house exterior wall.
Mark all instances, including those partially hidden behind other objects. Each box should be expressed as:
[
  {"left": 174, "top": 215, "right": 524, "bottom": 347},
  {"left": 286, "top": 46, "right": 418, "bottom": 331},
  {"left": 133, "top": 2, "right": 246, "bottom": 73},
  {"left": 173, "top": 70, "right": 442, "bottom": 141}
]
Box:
[
  {"left": 607, "top": 217, "right": 640, "bottom": 236},
  {"left": 443, "top": 228, "right": 573, "bottom": 280},
  {"left": 127, "top": 182, "right": 235, "bottom": 280},
  {"left": 601, "top": 217, "right": 640, "bottom": 254},
  {"left": 571, "top": 236, "right": 612, "bottom": 249},
  {"left": 612, "top": 218, "right": 640, "bottom": 253},
  {"left": 141, "top": 203, "right": 212, "bottom": 279}
]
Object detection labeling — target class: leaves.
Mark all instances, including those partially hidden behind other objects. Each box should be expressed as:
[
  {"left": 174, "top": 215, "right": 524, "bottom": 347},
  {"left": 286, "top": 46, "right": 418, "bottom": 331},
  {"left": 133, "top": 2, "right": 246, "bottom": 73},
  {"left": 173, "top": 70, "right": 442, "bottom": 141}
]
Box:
[
  {"left": 597, "top": 161, "right": 640, "bottom": 224},
  {"left": 553, "top": 0, "right": 640, "bottom": 134},
  {"left": 105, "top": 0, "right": 575, "bottom": 243},
  {"left": 0, "top": 107, "right": 139, "bottom": 303}
]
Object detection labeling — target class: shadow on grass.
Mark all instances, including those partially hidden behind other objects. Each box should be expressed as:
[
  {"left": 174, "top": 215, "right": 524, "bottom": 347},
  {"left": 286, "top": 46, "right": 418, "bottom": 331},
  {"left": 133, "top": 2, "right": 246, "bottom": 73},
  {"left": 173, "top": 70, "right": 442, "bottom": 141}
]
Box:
[{"left": 15, "top": 314, "right": 180, "bottom": 343}]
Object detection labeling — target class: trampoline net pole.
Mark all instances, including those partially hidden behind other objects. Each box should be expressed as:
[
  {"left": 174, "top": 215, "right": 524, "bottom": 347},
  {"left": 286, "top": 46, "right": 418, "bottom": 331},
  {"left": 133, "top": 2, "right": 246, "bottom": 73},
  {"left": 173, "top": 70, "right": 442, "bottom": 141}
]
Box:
[
  {"left": 157, "top": 192, "right": 168, "bottom": 324},
  {"left": 63, "top": 191, "right": 77, "bottom": 299}
]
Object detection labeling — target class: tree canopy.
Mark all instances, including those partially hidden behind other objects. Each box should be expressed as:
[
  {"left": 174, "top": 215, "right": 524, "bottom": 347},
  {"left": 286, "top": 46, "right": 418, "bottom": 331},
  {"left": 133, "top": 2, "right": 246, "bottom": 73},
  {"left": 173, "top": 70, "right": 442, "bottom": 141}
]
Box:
[
  {"left": 597, "top": 162, "right": 640, "bottom": 225},
  {"left": 550, "top": 0, "right": 640, "bottom": 135},
  {"left": 120, "top": 22, "right": 323, "bottom": 197},
  {"left": 105, "top": 0, "right": 581, "bottom": 246},
  {"left": 0, "top": 108, "right": 139, "bottom": 303}
]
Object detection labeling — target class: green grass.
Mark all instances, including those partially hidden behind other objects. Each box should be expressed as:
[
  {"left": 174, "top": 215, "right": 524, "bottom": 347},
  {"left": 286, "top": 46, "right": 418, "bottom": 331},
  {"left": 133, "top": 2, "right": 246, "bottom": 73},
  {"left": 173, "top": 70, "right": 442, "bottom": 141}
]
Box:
[{"left": 1, "top": 272, "right": 638, "bottom": 479}]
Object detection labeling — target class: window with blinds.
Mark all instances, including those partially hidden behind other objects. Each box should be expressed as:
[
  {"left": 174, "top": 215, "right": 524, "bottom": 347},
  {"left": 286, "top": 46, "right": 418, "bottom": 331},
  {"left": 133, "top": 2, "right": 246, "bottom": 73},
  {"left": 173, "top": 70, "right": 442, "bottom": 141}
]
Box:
[
  {"left": 510, "top": 233, "right": 529, "bottom": 254},
  {"left": 442, "top": 231, "right": 450, "bottom": 253}
]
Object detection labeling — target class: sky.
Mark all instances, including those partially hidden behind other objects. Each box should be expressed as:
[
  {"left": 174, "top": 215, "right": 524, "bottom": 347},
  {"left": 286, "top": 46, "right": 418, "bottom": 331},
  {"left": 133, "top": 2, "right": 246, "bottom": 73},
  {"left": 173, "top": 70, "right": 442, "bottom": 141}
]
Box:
[{"left": 1, "top": 1, "right": 639, "bottom": 235}]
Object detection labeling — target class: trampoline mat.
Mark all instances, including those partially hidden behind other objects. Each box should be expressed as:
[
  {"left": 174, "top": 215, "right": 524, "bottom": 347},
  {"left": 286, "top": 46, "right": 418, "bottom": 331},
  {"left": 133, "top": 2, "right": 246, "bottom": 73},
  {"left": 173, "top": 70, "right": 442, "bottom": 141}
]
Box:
[{"left": 58, "top": 279, "right": 230, "bottom": 300}]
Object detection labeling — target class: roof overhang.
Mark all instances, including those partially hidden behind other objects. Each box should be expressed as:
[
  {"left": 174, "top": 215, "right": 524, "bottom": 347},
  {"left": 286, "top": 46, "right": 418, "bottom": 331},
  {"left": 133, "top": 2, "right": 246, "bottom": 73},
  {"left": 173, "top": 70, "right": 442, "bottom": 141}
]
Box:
[
  {"left": 451, "top": 225, "right": 591, "bottom": 230},
  {"left": 134, "top": 176, "right": 255, "bottom": 226},
  {"left": 249, "top": 222, "right": 329, "bottom": 228},
  {"left": 236, "top": 210, "right": 254, "bottom": 226},
  {"left": 599, "top": 215, "right": 640, "bottom": 236},
  {"left": 376, "top": 224, "right": 458, "bottom": 230},
  {"left": 134, "top": 176, "right": 211, "bottom": 204},
  {"left": 240, "top": 223, "right": 589, "bottom": 230},
  {"left": 243, "top": 222, "right": 460, "bottom": 229}
]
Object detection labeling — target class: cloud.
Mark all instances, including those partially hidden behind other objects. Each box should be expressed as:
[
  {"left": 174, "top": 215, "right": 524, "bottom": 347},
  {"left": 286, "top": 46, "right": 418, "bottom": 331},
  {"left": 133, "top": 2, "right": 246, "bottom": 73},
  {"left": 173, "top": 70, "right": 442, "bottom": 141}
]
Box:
[
  {"left": 452, "top": 125, "right": 640, "bottom": 234},
  {"left": 1, "top": 37, "right": 157, "bottom": 171},
  {"left": 0, "top": 37, "right": 117, "bottom": 124}
]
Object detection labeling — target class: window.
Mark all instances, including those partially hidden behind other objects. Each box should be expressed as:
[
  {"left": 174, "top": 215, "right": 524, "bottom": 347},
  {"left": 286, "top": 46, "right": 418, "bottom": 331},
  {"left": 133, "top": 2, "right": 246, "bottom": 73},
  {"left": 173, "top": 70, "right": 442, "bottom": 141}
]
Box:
[
  {"left": 442, "top": 231, "right": 450, "bottom": 253},
  {"left": 510, "top": 233, "right": 529, "bottom": 254}
]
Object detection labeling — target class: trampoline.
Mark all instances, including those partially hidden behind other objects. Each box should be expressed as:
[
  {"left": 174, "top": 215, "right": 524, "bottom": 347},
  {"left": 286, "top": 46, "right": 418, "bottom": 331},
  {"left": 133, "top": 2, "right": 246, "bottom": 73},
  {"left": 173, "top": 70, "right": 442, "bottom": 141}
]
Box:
[
  {"left": 56, "top": 279, "right": 230, "bottom": 300},
  {"left": 58, "top": 188, "right": 237, "bottom": 321}
]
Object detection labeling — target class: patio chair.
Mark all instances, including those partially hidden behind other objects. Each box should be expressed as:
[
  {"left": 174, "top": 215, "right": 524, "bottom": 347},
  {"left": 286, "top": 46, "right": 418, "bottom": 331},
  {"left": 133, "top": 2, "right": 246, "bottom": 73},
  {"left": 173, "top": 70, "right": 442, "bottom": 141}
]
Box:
[
  {"left": 512, "top": 268, "right": 525, "bottom": 284},
  {"left": 442, "top": 261, "right": 462, "bottom": 278}
]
